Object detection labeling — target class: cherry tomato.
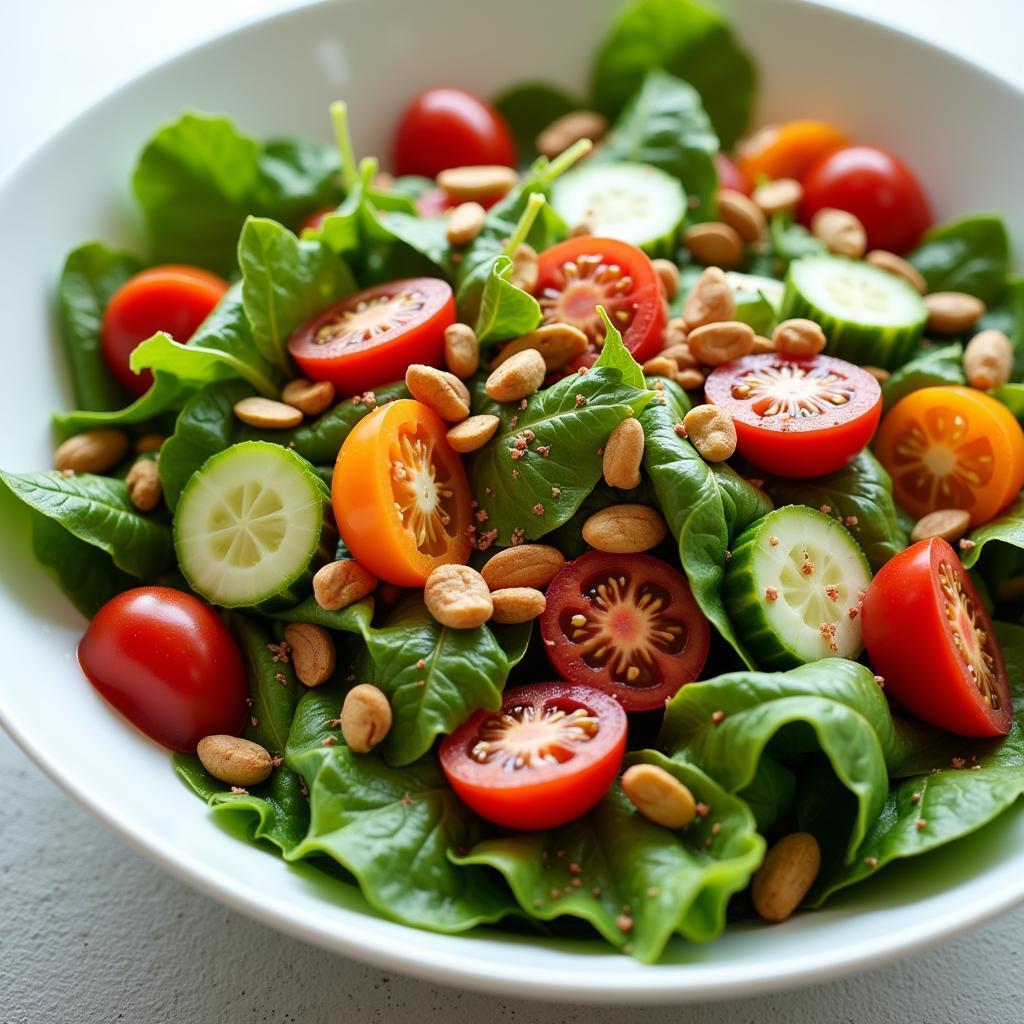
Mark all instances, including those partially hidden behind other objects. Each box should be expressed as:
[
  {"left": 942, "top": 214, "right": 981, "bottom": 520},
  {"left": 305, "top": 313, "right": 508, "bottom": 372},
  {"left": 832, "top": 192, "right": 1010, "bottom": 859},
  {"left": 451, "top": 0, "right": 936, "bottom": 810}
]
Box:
[
  {"left": 393, "top": 87, "right": 516, "bottom": 178},
  {"left": 101, "top": 265, "right": 229, "bottom": 397},
  {"left": 539, "top": 551, "right": 710, "bottom": 712},
  {"left": 801, "top": 145, "right": 932, "bottom": 253},
  {"left": 873, "top": 386, "right": 1024, "bottom": 527},
  {"left": 414, "top": 188, "right": 501, "bottom": 218},
  {"left": 289, "top": 278, "right": 455, "bottom": 396},
  {"left": 532, "top": 236, "right": 667, "bottom": 368},
  {"left": 862, "top": 538, "right": 1011, "bottom": 737},
  {"left": 736, "top": 120, "right": 847, "bottom": 185},
  {"left": 440, "top": 682, "right": 627, "bottom": 830},
  {"left": 333, "top": 398, "right": 472, "bottom": 586},
  {"left": 299, "top": 206, "right": 336, "bottom": 234},
  {"left": 715, "top": 152, "right": 750, "bottom": 195},
  {"left": 78, "top": 587, "right": 247, "bottom": 752}
]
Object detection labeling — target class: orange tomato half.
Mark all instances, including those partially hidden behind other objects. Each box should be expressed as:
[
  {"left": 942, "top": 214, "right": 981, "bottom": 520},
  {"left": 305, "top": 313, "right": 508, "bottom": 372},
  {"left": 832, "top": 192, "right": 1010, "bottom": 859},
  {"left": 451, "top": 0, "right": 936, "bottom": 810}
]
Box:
[
  {"left": 736, "top": 119, "right": 847, "bottom": 185},
  {"left": 332, "top": 399, "right": 472, "bottom": 586},
  {"left": 874, "top": 386, "right": 1024, "bottom": 527}
]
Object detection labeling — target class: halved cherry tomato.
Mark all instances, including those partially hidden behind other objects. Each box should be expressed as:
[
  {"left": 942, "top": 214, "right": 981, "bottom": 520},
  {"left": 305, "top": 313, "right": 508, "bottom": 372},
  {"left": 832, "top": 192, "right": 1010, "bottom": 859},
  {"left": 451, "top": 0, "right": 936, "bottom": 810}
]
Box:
[
  {"left": 289, "top": 278, "right": 455, "bottom": 396},
  {"left": 101, "top": 265, "right": 229, "bottom": 397},
  {"left": 705, "top": 353, "right": 882, "bottom": 478},
  {"left": 715, "top": 152, "right": 750, "bottom": 195},
  {"left": 800, "top": 145, "right": 932, "bottom": 253},
  {"left": 440, "top": 682, "right": 627, "bottom": 830},
  {"left": 862, "top": 538, "right": 1011, "bottom": 737},
  {"left": 874, "top": 386, "right": 1024, "bottom": 527},
  {"left": 78, "top": 587, "right": 247, "bottom": 752},
  {"left": 333, "top": 399, "right": 471, "bottom": 586},
  {"left": 532, "top": 236, "right": 667, "bottom": 368},
  {"left": 539, "top": 551, "right": 710, "bottom": 711},
  {"left": 736, "top": 120, "right": 846, "bottom": 186},
  {"left": 393, "top": 87, "right": 516, "bottom": 178}
]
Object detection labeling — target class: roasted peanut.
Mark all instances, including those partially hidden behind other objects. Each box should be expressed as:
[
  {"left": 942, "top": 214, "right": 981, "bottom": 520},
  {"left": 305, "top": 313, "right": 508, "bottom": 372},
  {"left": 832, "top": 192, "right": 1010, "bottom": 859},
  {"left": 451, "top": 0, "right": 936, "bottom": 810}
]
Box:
[
  {"left": 284, "top": 623, "right": 336, "bottom": 687},
  {"left": 490, "top": 587, "right": 547, "bottom": 624},
  {"left": 924, "top": 292, "right": 986, "bottom": 335},
  {"left": 582, "top": 504, "right": 668, "bottom": 554},
  {"left": 602, "top": 418, "right": 644, "bottom": 489},
  {"left": 446, "top": 414, "right": 500, "bottom": 453},
  {"left": 444, "top": 323, "right": 479, "bottom": 379},
  {"left": 134, "top": 433, "right": 165, "bottom": 454},
  {"left": 910, "top": 508, "right": 972, "bottom": 544},
  {"left": 751, "top": 833, "right": 821, "bottom": 923},
  {"left": 810, "top": 208, "right": 867, "bottom": 259},
  {"left": 683, "top": 405, "right": 737, "bottom": 463},
  {"left": 125, "top": 458, "right": 162, "bottom": 512},
  {"left": 341, "top": 684, "right": 392, "bottom": 754},
  {"left": 197, "top": 735, "right": 273, "bottom": 787},
  {"left": 570, "top": 211, "right": 597, "bottom": 237},
  {"left": 446, "top": 201, "right": 486, "bottom": 246},
  {"left": 865, "top": 249, "right": 927, "bottom": 294},
  {"left": 536, "top": 110, "right": 608, "bottom": 159},
  {"left": 481, "top": 544, "right": 565, "bottom": 590},
  {"left": 964, "top": 329, "right": 1012, "bottom": 390},
  {"left": 490, "top": 322, "right": 587, "bottom": 371},
  {"left": 862, "top": 365, "right": 890, "bottom": 383},
  {"left": 675, "top": 368, "right": 706, "bottom": 390},
  {"left": 662, "top": 342, "right": 698, "bottom": 370},
  {"left": 752, "top": 177, "right": 803, "bottom": 217},
  {"left": 233, "top": 397, "right": 303, "bottom": 429},
  {"left": 485, "top": 349, "right": 546, "bottom": 402},
  {"left": 716, "top": 189, "right": 767, "bottom": 243},
  {"left": 281, "top": 378, "right": 335, "bottom": 416},
  {"left": 773, "top": 318, "right": 827, "bottom": 357},
  {"left": 683, "top": 266, "right": 736, "bottom": 330},
  {"left": 663, "top": 317, "right": 688, "bottom": 349},
  {"left": 53, "top": 428, "right": 129, "bottom": 474},
  {"left": 437, "top": 164, "right": 518, "bottom": 203},
  {"left": 509, "top": 243, "right": 540, "bottom": 293},
  {"left": 405, "top": 364, "right": 470, "bottom": 422},
  {"left": 424, "top": 563, "right": 493, "bottom": 628},
  {"left": 641, "top": 355, "right": 677, "bottom": 378},
  {"left": 687, "top": 320, "right": 755, "bottom": 366},
  {"left": 682, "top": 221, "right": 744, "bottom": 268},
  {"left": 313, "top": 559, "right": 377, "bottom": 611},
  {"left": 621, "top": 763, "right": 696, "bottom": 829},
  {"left": 652, "top": 258, "right": 681, "bottom": 300},
  {"left": 752, "top": 334, "right": 776, "bottom": 354}
]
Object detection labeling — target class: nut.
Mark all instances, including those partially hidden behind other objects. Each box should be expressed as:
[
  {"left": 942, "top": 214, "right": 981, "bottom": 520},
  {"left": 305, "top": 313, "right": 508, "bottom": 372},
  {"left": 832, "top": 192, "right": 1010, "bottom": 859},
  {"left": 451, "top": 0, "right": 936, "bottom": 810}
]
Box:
[
  {"left": 444, "top": 323, "right": 479, "bottom": 379},
  {"left": 652, "top": 258, "right": 681, "bottom": 300},
  {"left": 621, "top": 763, "right": 696, "bottom": 828},
  {"left": 663, "top": 317, "right": 688, "bottom": 348},
  {"left": 197, "top": 735, "right": 273, "bottom": 787},
  {"left": 716, "top": 189, "right": 767, "bottom": 243},
  {"left": 125, "top": 459, "right": 162, "bottom": 512},
  {"left": 963, "top": 329, "right": 1012, "bottom": 390},
  {"left": 484, "top": 349, "right": 546, "bottom": 402},
  {"left": 570, "top": 212, "right": 597, "bottom": 237},
  {"left": 675, "top": 368, "right": 706, "bottom": 390},
  {"left": 751, "top": 177, "right": 803, "bottom": 217},
  {"left": 536, "top": 110, "right": 608, "bottom": 159},
  {"left": 53, "top": 428, "right": 129, "bottom": 474},
  {"left": 283, "top": 622, "right": 336, "bottom": 687},
  {"left": 682, "top": 221, "right": 744, "bottom": 268},
  {"left": 134, "top": 433, "right": 165, "bottom": 454},
  {"left": 424, "top": 563, "right": 493, "bottom": 628},
  {"left": 490, "top": 587, "right": 547, "bottom": 624},
  {"left": 924, "top": 292, "right": 986, "bottom": 335},
  {"left": 446, "top": 201, "right": 486, "bottom": 246},
  {"left": 281, "top": 378, "right": 336, "bottom": 416},
  {"left": 313, "top": 559, "right": 377, "bottom": 611},
  {"left": 862, "top": 365, "right": 890, "bottom": 384},
  {"left": 641, "top": 355, "right": 677, "bottom": 378},
  {"left": 341, "top": 684, "right": 392, "bottom": 754},
  {"left": 509, "top": 243, "right": 540, "bottom": 293},
  {"left": 582, "top": 504, "right": 668, "bottom": 554},
  {"left": 662, "top": 342, "right": 697, "bottom": 370},
  {"left": 751, "top": 832, "right": 821, "bottom": 923},
  {"left": 810, "top": 208, "right": 867, "bottom": 259},
  {"left": 233, "top": 397, "right": 303, "bottom": 429},
  {"left": 447, "top": 414, "right": 500, "bottom": 453},
  {"left": 865, "top": 250, "right": 927, "bottom": 294},
  {"left": 405, "top": 364, "right": 470, "bottom": 422},
  {"left": 490, "top": 322, "right": 588, "bottom": 371},
  {"left": 752, "top": 334, "right": 776, "bottom": 354},
  {"left": 481, "top": 544, "right": 565, "bottom": 590},
  {"left": 687, "top": 320, "right": 755, "bottom": 366},
  {"left": 683, "top": 405, "right": 737, "bottom": 463},
  {"left": 773, "top": 318, "right": 827, "bottom": 357},
  {"left": 603, "top": 418, "right": 645, "bottom": 489},
  {"left": 910, "top": 508, "right": 972, "bottom": 544},
  {"left": 683, "top": 266, "right": 736, "bottom": 330},
  {"left": 436, "top": 164, "right": 518, "bottom": 203}
]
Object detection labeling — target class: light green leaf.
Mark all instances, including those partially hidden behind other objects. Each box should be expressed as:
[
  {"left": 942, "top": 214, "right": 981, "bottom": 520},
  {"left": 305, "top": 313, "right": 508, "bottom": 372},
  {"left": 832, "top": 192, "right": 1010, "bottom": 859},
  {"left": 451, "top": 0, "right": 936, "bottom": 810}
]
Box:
[
  {"left": 474, "top": 255, "right": 542, "bottom": 346},
  {"left": 908, "top": 213, "right": 1010, "bottom": 304}
]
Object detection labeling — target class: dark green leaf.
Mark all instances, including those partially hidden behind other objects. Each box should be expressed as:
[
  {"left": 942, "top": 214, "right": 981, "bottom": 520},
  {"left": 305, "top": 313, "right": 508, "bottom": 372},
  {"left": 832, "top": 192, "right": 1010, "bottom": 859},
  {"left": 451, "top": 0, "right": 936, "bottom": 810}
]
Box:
[
  {"left": 492, "top": 83, "right": 581, "bottom": 165},
  {"left": 961, "top": 493, "right": 1024, "bottom": 569},
  {"left": 908, "top": 213, "right": 1010, "bottom": 303},
  {"left": 268, "top": 596, "right": 374, "bottom": 635},
  {"left": 252, "top": 138, "right": 340, "bottom": 227},
  {"left": 882, "top": 343, "right": 965, "bottom": 410}
]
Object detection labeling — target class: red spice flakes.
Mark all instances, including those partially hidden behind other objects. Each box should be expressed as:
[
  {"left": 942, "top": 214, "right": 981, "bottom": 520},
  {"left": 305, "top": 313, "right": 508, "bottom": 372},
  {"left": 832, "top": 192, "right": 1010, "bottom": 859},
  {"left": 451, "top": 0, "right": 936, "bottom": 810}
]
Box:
[
  {"left": 575, "top": 394, "right": 587, "bottom": 407},
  {"left": 801, "top": 559, "right": 815, "bottom": 576},
  {"left": 951, "top": 756, "right": 966, "bottom": 770},
  {"left": 674, "top": 422, "right": 687, "bottom": 438},
  {"left": 230, "top": 786, "right": 248, "bottom": 795},
  {"left": 711, "top": 709, "right": 727, "bottom": 726},
  {"left": 577, "top": 366, "right": 589, "bottom": 376},
  {"left": 478, "top": 528, "right": 498, "bottom": 550},
  {"left": 550, "top": 888, "right": 562, "bottom": 900},
  {"left": 764, "top": 586, "right": 779, "bottom": 602},
  {"left": 845, "top": 515, "right": 858, "bottom": 527},
  {"left": 711, "top": 822, "right": 721, "bottom": 835},
  {"left": 403, "top": 792, "right": 413, "bottom": 806},
  {"left": 551, "top": 486, "right": 561, "bottom": 498},
  {"left": 865, "top": 856, "right": 879, "bottom": 868},
  {"left": 509, "top": 447, "right": 525, "bottom": 460},
  {"left": 825, "top": 584, "right": 839, "bottom": 602},
  {"left": 532, "top": 502, "right": 545, "bottom": 516},
  {"left": 511, "top": 468, "right": 521, "bottom": 478},
  {"left": 271, "top": 756, "right": 283, "bottom": 767},
  {"left": 267, "top": 641, "right": 291, "bottom": 664},
  {"left": 250, "top": 716, "right": 259, "bottom": 728},
  {"left": 910, "top": 792, "right": 921, "bottom": 804},
  {"left": 819, "top": 622, "right": 838, "bottom": 652},
  {"left": 513, "top": 435, "right": 529, "bottom": 450},
  {"left": 747, "top": 478, "right": 764, "bottom": 489},
  {"left": 848, "top": 607, "right": 859, "bottom": 620},
  {"left": 416, "top": 659, "right": 426, "bottom": 670},
  {"left": 484, "top": 486, "right": 496, "bottom": 497},
  {"left": 724, "top": 549, "right": 732, "bottom": 562},
  {"left": 521, "top": 429, "right": 536, "bottom": 443},
  {"left": 695, "top": 802, "right": 711, "bottom": 818},
  {"left": 959, "top": 538, "right": 976, "bottom": 552},
  {"left": 769, "top": 535, "right": 780, "bottom": 547},
  {"left": 518, "top": 398, "right": 529, "bottom": 410},
  {"left": 299, "top": 776, "right": 309, "bottom": 798},
  {"left": 570, "top": 878, "right": 582, "bottom": 889},
  {"left": 474, "top": 508, "right": 489, "bottom": 523},
  {"left": 615, "top": 914, "right": 634, "bottom": 933},
  {"left": 915, "top": 819, "right": 928, "bottom": 831},
  {"left": 322, "top": 736, "right": 337, "bottom": 747},
  {"left": 351, "top": 390, "right": 378, "bottom": 409},
  {"left": 508, "top": 415, "right": 519, "bottom": 429},
  {"left": 591, "top": 886, "right": 602, "bottom": 898},
  {"left": 327, "top": 717, "right": 343, "bottom": 728},
  {"left": 819, "top": 504, "right": 832, "bottom": 515},
  {"left": 873, "top": 674, "right": 885, "bottom": 688},
  {"left": 533, "top": 899, "right": 543, "bottom": 909},
  {"left": 555, "top": 849, "right": 565, "bottom": 859},
  {"left": 274, "top": 672, "right": 287, "bottom": 685},
  {"left": 510, "top": 527, "right": 525, "bottom": 545},
  {"left": 568, "top": 862, "right": 581, "bottom": 876},
  {"left": 536, "top": 445, "right": 551, "bottom": 458},
  {"left": 416, "top": 679, "right": 425, "bottom": 688}
]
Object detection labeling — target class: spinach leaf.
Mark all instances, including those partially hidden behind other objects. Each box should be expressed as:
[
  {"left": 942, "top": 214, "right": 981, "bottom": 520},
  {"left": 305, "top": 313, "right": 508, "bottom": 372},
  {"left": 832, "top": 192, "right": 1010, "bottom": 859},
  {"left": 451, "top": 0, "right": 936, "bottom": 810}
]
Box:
[
  {"left": 474, "top": 255, "right": 542, "bottom": 346},
  {"left": 908, "top": 213, "right": 1010, "bottom": 304},
  {"left": 285, "top": 685, "right": 515, "bottom": 931},
  {"left": 882, "top": 343, "right": 965, "bottom": 410},
  {"left": 54, "top": 372, "right": 187, "bottom": 439},
  {"left": 56, "top": 242, "right": 140, "bottom": 412},
  {"left": 455, "top": 752, "right": 763, "bottom": 962},
  {"left": 251, "top": 138, "right": 340, "bottom": 227},
  {"left": 589, "top": 0, "right": 756, "bottom": 150},
  {"left": 269, "top": 595, "right": 374, "bottom": 635},
  {"left": 737, "top": 754, "right": 795, "bottom": 831},
  {"left": 492, "top": 83, "right": 581, "bottom": 165},
  {"left": 960, "top": 493, "right": 1024, "bottom": 569},
  {"left": 979, "top": 277, "right": 1024, "bottom": 380},
  {"left": 640, "top": 378, "right": 771, "bottom": 667},
  {"left": 762, "top": 450, "right": 907, "bottom": 570}
]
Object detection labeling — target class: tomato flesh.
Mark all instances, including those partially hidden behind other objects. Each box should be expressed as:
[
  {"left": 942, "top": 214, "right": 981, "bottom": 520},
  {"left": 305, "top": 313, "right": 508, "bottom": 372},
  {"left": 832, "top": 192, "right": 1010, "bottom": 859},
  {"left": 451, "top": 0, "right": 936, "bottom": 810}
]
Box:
[
  {"left": 705, "top": 353, "right": 882, "bottom": 478},
  {"left": 440, "top": 682, "right": 627, "bottom": 830},
  {"left": 540, "top": 551, "right": 710, "bottom": 711},
  {"left": 736, "top": 119, "right": 847, "bottom": 185},
  {"left": 862, "top": 538, "right": 1011, "bottom": 737},
  {"left": 101, "top": 265, "right": 229, "bottom": 396},
  {"left": 289, "top": 278, "right": 454, "bottom": 396},
  {"left": 78, "top": 587, "right": 247, "bottom": 752}
]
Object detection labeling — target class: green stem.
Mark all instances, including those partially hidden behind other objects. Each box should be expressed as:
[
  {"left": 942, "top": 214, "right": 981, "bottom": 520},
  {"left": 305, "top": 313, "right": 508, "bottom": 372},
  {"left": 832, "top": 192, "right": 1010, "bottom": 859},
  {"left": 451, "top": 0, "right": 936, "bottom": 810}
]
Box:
[
  {"left": 502, "top": 192, "right": 546, "bottom": 260},
  {"left": 330, "top": 100, "right": 359, "bottom": 192},
  {"left": 545, "top": 138, "right": 593, "bottom": 183}
]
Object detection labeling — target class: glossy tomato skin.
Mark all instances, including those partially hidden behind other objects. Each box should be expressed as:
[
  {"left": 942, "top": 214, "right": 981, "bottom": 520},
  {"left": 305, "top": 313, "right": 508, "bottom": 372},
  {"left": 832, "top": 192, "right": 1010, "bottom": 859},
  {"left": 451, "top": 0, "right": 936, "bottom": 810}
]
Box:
[
  {"left": 714, "top": 152, "right": 750, "bottom": 195},
  {"left": 393, "top": 87, "right": 516, "bottom": 178},
  {"left": 736, "top": 120, "right": 846, "bottom": 185},
  {"left": 78, "top": 587, "right": 247, "bottom": 752},
  {"left": 289, "top": 278, "right": 454, "bottom": 396},
  {"left": 705, "top": 353, "right": 882, "bottom": 478},
  {"left": 801, "top": 145, "right": 932, "bottom": 253},
  {"left": 862, "top": 539, "right": 1011, "bottom": 737},
  {"left": 440, "top": 682, "right": 627, "bottom": 830},
  {"left": 101, "top": 265, "right": 229, "bottom": 396}
]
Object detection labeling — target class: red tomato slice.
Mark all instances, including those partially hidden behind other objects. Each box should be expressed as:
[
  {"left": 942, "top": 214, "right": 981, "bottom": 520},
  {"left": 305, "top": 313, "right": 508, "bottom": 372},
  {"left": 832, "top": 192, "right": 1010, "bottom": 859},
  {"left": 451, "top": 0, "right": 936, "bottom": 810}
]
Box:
[
  {"left": 440, "top": 682, "right": 627, "bottom": 830},
  {"left": 78, "top": 587, "right": 248, "bottom": 752},
  {"left": 704, "top": 353, "right": 882, "bottom": 478},
  {"left": 861, "top": 538, "right": 1011, "bottom": 737},
  {"left": 539, "top": 551, "right": 710, "bottom": 711},
  {"left": 532, "top": 236, "right": 667, "bottom": 369},
  {"left": 288, "top": 278, "right": 455, "bottom": 396}
]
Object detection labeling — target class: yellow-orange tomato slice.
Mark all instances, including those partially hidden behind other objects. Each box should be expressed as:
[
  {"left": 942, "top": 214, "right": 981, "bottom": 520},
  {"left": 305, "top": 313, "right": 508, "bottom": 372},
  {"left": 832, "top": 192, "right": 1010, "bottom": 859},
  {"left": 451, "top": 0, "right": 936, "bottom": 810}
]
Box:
[
  {"left": 736, "top": 119, "right": 847, "bottom": 185},
  {"left": 874, "top": 386, "right": 1024, "bottom": 527},
  {"left": 332, "top": 399, "right": 472, "bottom": 586}
]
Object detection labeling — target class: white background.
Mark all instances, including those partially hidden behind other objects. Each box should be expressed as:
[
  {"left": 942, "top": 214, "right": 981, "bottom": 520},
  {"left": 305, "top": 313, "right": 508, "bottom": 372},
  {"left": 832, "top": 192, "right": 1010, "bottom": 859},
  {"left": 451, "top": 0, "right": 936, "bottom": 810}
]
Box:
[{"left": 3, "top": 1, "right": 1023, "bottom": 1020}]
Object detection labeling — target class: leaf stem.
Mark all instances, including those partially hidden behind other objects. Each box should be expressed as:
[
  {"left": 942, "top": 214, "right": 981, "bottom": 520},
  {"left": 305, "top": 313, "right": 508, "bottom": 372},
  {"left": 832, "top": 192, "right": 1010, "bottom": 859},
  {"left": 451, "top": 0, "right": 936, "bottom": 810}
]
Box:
[
  {"left": 502, "top": 192, "right": 546, "bottom": 260},
  {"left": 545, "top": 138, "right": 593, "bottom": 183},
  {"left": 330, "top": 100, "right": 359, "bottom": 192}
]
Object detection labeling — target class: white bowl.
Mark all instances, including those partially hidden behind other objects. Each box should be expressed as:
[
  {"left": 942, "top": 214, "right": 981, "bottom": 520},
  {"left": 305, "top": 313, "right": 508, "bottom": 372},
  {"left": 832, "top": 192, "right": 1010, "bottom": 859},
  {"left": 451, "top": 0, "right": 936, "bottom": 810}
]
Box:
[{"left": 2, "top": 0, "right": 1023, "bottom": 1004}]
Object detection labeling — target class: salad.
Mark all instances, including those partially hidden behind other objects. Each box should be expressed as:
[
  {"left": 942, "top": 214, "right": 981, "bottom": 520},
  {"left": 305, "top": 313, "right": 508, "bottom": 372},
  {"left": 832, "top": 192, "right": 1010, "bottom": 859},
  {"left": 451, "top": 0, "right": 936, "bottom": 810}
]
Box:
[{"left": 8, "top": 0, "right": 1024, "bottom": 963}]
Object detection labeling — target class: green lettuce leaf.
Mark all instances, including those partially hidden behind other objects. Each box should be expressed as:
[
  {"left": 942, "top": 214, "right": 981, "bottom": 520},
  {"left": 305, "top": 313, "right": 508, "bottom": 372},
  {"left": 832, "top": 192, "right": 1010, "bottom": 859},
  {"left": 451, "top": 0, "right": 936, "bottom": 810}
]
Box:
[
  {"left": 474, "top": 255, "right": 542, "bottom": 346},
  {"left": 907, "top": 213, "right": 1010, "bottom": 304},
  {"left": 882, "top": 343, "right": 965, "bottom": 410}
]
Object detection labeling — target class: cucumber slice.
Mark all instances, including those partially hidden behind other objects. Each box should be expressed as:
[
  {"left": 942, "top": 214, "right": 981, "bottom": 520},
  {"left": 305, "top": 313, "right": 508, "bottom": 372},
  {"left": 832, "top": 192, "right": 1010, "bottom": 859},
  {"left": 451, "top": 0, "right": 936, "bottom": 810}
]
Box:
[
  {"left": 175, "top": 441, "right": 330, "bottom": 608},
  {"left": 726, "top": 272, "right": 785, "bottom": 336},
  {"left": 550, "top": 162, "right": 686, "bottom": 257},
  {"left": 781, "top": 255, "right": 926, "bottom": 369},
  {"left": 724, "top": 505, "right": 871, "bottom": 669}
]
